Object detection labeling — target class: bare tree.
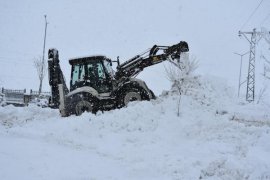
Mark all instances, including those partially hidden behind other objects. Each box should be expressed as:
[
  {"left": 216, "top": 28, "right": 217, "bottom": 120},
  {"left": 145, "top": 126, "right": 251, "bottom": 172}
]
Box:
[
  {"left": 165, "top": 53, "right": 198, "bottom": 116},
  {"left": 34, "top": 56, "right": 46, "bottom": 95}
]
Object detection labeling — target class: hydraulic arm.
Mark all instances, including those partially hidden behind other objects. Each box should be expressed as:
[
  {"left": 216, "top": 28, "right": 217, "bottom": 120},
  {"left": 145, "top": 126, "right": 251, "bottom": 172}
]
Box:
[{"left": 114, "top": 41, "right": 189, "bottom": 80}]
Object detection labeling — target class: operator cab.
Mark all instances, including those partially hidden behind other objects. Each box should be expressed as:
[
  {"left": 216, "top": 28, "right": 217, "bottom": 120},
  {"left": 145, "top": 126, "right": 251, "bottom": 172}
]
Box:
[{"left": 69, "top": 56, "right": 114, "bottom": 93}]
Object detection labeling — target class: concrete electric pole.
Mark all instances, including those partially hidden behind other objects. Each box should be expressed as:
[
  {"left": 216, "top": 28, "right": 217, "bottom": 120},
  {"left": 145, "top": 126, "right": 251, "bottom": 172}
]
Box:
[{"left": 39, "top": 15, "right": 48, "bottom": 95}]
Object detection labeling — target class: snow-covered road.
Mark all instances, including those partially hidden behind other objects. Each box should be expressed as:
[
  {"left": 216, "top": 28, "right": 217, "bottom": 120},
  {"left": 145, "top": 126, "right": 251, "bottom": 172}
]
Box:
[{"left": 0, "top": 76, "right": 270, "bottom": 180}]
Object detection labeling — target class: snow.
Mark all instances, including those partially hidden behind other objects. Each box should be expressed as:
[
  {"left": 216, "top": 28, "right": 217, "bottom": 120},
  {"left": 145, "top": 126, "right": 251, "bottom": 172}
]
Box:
[
  {"left": 0, "top": 76, "right": 269, "bottom": 179},
  {"left": 0, "top": 0, "right": 270, "bottom": 179}
]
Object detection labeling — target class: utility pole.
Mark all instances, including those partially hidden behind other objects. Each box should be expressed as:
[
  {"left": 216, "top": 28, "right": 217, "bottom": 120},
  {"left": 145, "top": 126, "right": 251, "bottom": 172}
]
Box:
[
  {"left": 39, "top": 15, "right": 48, "bottom": 95},
  {"left": 238, "top": 28, "right": 264, "bottom": 102},
  {"left": 234, "top": 51, "right": 249, "bottom": 97}
]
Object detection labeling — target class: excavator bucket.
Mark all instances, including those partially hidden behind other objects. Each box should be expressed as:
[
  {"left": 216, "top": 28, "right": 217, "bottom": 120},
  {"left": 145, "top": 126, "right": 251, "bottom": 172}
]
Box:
[{"left": 165, "top": 41, "right": 189, "bottom": 56}]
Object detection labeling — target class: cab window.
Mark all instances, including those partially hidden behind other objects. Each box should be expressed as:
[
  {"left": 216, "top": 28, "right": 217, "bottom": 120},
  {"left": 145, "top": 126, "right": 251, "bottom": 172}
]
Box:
[
  {"left": 71, "top": 64, "right": 85, "bottom": 85},
  {"left": 87, "top": 62, "right": 106, "bottom": 81}
]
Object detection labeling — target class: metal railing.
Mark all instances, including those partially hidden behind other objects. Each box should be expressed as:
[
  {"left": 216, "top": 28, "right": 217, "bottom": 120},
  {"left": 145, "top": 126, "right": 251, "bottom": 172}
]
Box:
[{"left": 1, "top": 87, "right": 51, "bottom": 106}]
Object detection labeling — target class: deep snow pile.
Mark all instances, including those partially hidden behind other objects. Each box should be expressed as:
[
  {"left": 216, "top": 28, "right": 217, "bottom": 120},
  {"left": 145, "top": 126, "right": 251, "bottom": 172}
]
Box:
[{"left": 0, "top": 76, "right": 270, "bottom": 180}]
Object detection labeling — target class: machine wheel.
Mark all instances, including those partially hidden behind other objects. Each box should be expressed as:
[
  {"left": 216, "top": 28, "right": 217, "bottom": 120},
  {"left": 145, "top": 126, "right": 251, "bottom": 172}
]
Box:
[
  {"left": 75, "top": 100, "right": 93, "bottom": 116},
  {"left": 123, "top": 91, "right": 142, "bottom": 106}
]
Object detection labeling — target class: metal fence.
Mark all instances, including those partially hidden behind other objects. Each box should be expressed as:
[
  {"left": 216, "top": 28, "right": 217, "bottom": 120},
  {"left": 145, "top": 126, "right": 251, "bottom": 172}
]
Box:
[
  {"left": 30, "top": 90, "right": 51, "bottom": 98},
  {"left": 1, "top": 88, "right": 51, "bottom": 106}
]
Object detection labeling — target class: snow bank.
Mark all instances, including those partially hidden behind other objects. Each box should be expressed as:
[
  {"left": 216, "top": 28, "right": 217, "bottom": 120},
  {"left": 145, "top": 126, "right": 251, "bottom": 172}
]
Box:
[{"left": 0, "top": 75, "right": 270, "bottom": 180}]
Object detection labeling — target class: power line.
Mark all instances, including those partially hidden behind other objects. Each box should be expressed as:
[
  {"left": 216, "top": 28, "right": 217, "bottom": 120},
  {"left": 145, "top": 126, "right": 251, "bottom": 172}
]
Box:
[{"left": 240, "top": 0, "right": 264, "bottom": 30}]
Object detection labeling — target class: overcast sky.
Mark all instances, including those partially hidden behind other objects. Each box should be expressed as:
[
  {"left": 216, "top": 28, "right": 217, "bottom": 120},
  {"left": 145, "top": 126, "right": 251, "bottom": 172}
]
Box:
[{"left": 0, "top": 0, "right": 269, "bottom": 95}]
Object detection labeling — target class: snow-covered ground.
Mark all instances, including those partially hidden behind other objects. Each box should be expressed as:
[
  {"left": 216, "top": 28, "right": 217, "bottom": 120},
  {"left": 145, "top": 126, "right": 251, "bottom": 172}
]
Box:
[
  {"left": 0, "top": 0, "right": 269, "bottom": 179},
  {"left": 0, "top": 76, "right": 269, "bottom": 180}
]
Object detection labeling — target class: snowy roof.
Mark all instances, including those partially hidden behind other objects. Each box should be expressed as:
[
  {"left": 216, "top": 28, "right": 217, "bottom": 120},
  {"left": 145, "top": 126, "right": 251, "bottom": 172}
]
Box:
[
  {"left": 69, "top": 55, "right": 109, "bottom": 65},
  {"left": 69, "top": 54, "right": 107, "bottom": 61}
]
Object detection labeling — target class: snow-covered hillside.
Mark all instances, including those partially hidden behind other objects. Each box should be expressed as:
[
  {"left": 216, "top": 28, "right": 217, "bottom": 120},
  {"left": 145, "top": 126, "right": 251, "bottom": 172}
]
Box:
[{"left": 0, "top": 76, "right": 269, "bottom": 180}]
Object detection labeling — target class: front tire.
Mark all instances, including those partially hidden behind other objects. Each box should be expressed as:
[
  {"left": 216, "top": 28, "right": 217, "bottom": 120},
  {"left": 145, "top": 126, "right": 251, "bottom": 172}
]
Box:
[
  {"left": 75, "top": 100, "right": 93, "bottom": 116},
  {"left": 123, "top": 91, "right": 142, "bottom": 106}
]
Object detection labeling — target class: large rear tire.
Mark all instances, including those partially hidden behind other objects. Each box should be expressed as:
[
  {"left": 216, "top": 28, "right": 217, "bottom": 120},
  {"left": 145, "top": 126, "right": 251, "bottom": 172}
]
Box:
[
  {"left": 123, "top": 91, "right": 142, "bottom": 106},
  {"left": 75, "top": 100, "right": 93, "bottom": 116}
]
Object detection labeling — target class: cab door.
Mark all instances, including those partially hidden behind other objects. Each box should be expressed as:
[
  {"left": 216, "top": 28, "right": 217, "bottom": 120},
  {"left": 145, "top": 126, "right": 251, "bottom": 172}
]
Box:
[{"left": 87, "top": 61, "right": 112, "bottom": 93}]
